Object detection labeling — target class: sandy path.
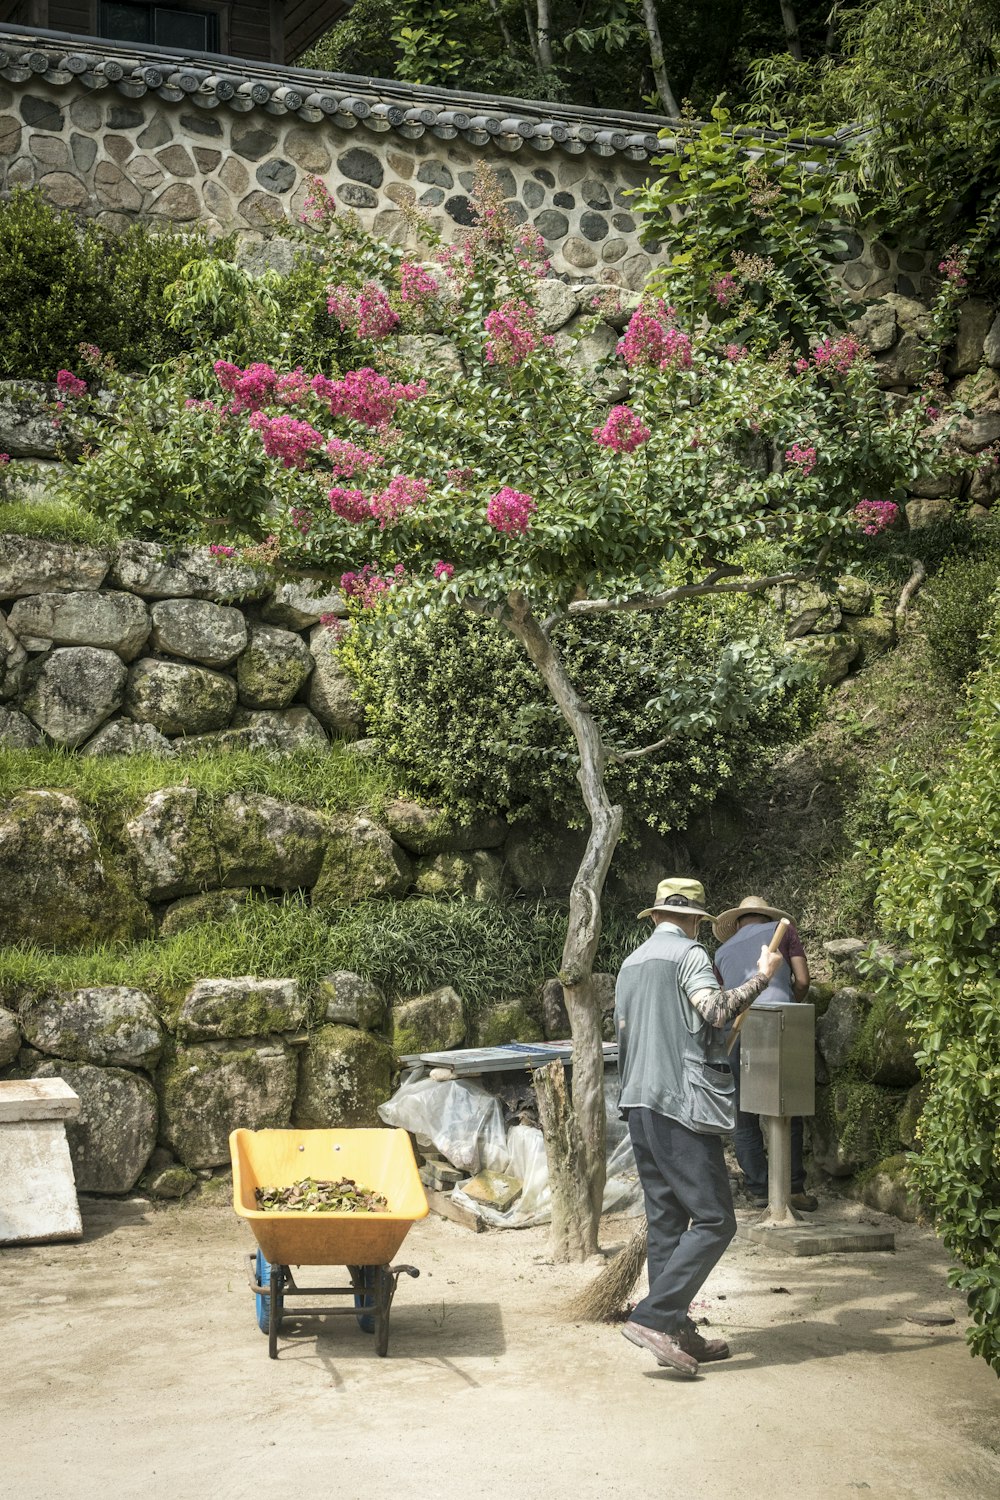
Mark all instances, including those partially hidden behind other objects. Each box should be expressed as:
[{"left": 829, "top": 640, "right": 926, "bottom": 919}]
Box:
[{"left": 2, "top": 1194, "right": 998, "bottom": 1500}]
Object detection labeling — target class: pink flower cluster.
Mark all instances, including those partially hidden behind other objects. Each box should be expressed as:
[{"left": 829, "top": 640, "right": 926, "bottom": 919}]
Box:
[
  {"left": 56, "top": 369, "right": 87, "bottom": 397},
  {"left": 328, "top": 487, "right": 371, "bottom": 523},
  {"left": 446, "top": 467, "right": 474, "bottom": 488},
  {"left": 249, "top": 411, "right": 324, "bottom": 469},
  {"left": 592, "top": 404, "right": 651, "bottom": 453},
  {"left": 812, "top": 334, "right": 863, "bottom": 376},
  {"left": 299, "top": 176, "right": 336, "bottom": 224},
  {"left": 514, "top": 226, "right": 551, "bottom": 277},
  {"left": 214, "top": 360, "right": 279, "bottom": 413},
  {"left": 370, "top": 474, "right": 428, "bottom": 528},
  {"left": 184, "top": 398, "right": 217, "bottom": 412},
  {"left": 341, "top": 563, "right": 405, "bottom": 608},
  {"left": 327, "top": 282, "right": 400, "bottom": 339},
  {"left": 399, "top": 262, "right": 439, "bottom": 305},
  {"left": 325, "top": 436, "right": 383, "bottom": 480},
  {"left": 312, "top": 368, "right": 426, "bottom": 428},
  {"left": 710, "top": 274, "right": 737, "bottom": 306},
  {"left": 209, "top": 543, "right": 236, "bottom": 559},
  {"left": 484, "top": 299, "right": 543, "bottom": 367},
  {"left": 290, "top": 506, "right": 313, "bottom": 536},
  {"left": 486, "top": 485, "right": 536, "bottom": 535},
  {"left": 617, "top": 308, "right": 692, "bottom": 371},
  {"left": 724, "top": 343, "right": 747, "bottom": 363},
  {"left": 938, "top": 248, "right": 968, "bottom": 288},
  {"left": 854, "top": 499, "right": 899, "bottom": 535},
  {"left": 0, "top": 453, "right": 9, "bottom": 466},
  {"left": 785, "top": 442, "right": 817, "bottom": 477},
  {"left": 433, "top": 560, "right": 455, "bottom": 581},
  {"left": 276, "top": 367, "right": 311, "bottom": 404}
]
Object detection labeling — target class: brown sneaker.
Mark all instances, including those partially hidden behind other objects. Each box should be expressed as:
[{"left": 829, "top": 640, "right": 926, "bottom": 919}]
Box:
[
  {"left": 676, "top": 1321, "right": 731, "bottom": 1362},
  {"left": 790, "top": 1191, "right": 819, "bottom": 1212},
  {"left": 621, "top": 1319, "right": 699, "bottom": 1376}
]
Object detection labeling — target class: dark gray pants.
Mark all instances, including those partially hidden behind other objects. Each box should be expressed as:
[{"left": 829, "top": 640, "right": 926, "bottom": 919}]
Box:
[{"left": 627, "top": 1107, "right": 737, "bottom": 1334}]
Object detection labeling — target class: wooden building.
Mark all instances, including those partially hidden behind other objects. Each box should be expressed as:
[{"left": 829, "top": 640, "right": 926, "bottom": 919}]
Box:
[{"left": 0, "top": 0, "right": 349, "bottom": 63}]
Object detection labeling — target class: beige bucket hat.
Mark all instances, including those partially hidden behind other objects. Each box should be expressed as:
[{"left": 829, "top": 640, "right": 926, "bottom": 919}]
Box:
[
  {"left": 712, "top": 894, "right": 791, "bottom": 944},
  {"left": 637, "top": 876, "right": 716, "bottom": 923}
]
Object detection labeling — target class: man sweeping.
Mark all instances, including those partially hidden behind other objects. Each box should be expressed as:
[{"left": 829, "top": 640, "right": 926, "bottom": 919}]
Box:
[{"left": 614, "top": 877, "right": 782, "bottom": 1376}]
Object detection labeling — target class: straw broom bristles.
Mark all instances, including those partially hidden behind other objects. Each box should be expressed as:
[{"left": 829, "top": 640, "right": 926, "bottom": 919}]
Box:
[{"left": 567, "top": 1220, "right": 648, "bottom": 1322}]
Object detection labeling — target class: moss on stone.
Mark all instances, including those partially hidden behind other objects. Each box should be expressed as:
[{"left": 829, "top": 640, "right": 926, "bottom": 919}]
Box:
[
  {"left": 853, "top": 993, "right": 920, "bottom": 1086},
  {"left": 311, "top": 817, "right": 412, "bottom": 906},
  {"left": 473, "top": 997, "right": 545, "bottom": 1047},
  {"left": 294, "top": 1024, "right": 394, "bottom": 1127},
  {"left": 812, "top": 1077, "right": 907, "bottom": 1175}
]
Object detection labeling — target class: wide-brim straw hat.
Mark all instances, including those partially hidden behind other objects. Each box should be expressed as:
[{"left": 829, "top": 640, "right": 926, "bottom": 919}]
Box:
[
  {"left": 637, "top": 877, "right": 716, "bottom": 923},
  {"left": 713, "top": 895, "right": 791, "bottom": 944}
]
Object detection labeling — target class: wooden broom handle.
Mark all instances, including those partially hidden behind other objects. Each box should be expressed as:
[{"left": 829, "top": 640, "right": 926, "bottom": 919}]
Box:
[{"left": 725, "top": 917, "right": 790, "bottom": 1056}]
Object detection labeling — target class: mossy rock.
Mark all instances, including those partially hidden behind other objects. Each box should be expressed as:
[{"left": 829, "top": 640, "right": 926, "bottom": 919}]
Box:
[
  {"left": 314, "top": 971, "right": 388, "bottom": 1032},
  {"left": 176, "top": 977, "right": 304, "bottom": 1041},
  {"left": 898, "top": 1078, "right": 930, "bottom": 1149},
  {"left": 123, "top": 786, "right": 218, "bottom": 901},
  {"left": 294, "top": 1024, "right": 394, "bottom": 1127},
  {"left": 472, "top": 997, "right": 545, "bottom": 1047},
  {"left": 212, "top": 794, "right": 326, "bottom": 890},
  {"left": 807, "top": 982, "right": 836, "bottom": 1019},
  {"left": 29, "top": 1058, "right": 158, "bottom": 1193},
  {"left": 858, "top": 1153, "right": 923, "bottom": 1222},
  {"left": 157, "top": 1040, "right": 297, "bottom": 1168},
  {"left": 810, "top": 1079, "right": 906, "bottom": 1176},
  {"left": 853, "top": 993, "right": 920, "bottom": 1087},
  {"left": 236, "top": 624, "right": 313, "bottom": 709},
  {"left": 392, "top": 986, "right": 466, "bottom": 1054},
  {"left": 21, "top": 986, "right": 163, "bottom": 1069},
  {"left": 311, "top": 816, "right": 413, "bottom": 906},
  {"left": 0, "top": 790, "right": 151, "bottom": 948},
  {"left": 159, "top": 887, "right": 257, "bottom": 937},
  {"left": 385, "top": 798, "right": 507, "bottom": 854},
  {"left": 413, "top": 850, "right": 505, "bottom": 900}
]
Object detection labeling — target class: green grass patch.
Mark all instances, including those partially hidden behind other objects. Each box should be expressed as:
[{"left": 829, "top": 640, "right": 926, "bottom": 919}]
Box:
[
  {"left": 0, "top": 493, "right": 121, "bottom": 549},
  {"left": 0, "top": 894, "right": 642, "bottom": 1016},
  {"left": 0, "top": 745, "right": 395, "bottom": 819}
]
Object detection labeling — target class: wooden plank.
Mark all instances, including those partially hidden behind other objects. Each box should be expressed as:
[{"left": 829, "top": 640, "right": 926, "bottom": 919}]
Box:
[
  {"left": 0, "top": 1078, "right": 81, "bottom": 1123},
  {"left": 424, "top": 1187, "right": 485, "bottom": 1233}
]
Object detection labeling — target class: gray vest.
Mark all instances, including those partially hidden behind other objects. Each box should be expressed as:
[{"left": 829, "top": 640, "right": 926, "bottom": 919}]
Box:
[{"left": 714, "top": 919, "right": 793, "bottom": 1004}]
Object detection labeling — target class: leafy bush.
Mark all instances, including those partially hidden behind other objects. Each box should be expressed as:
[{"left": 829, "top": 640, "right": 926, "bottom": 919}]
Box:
[
  {"left": 870, "top": 590, "right": 1000, "bottom": 1372},
  {"left": 923, "top": 526, "right": 1000, "bottom": 685},
  {"left": 340, "top": 597, "right": 818, "bottom": 835}
]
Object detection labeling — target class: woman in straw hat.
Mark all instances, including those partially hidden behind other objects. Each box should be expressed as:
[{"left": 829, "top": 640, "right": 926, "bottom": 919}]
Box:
[{"left": 712, "top": 896, "right": 816, "bottom": 1212}]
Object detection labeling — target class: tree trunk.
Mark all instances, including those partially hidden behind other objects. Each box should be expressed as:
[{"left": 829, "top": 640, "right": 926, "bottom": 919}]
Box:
[
  {"left": 488, "top": 0, "right": 517, "bottom": 56},
  {"left": 779, "top": 0, "right": 803, "bottom": 62},
  {"left": 522, "top": 0, "right": 542, "bottom": 68},
  {"left": 503, "top": 592, "right": 624, "bottom": 1260},
  {"left": 533, "top": 1060, "right": 593, "bottom": 1260},
  {"left": 537, "top": 0, "right": 554, "bottom": 69},
  {"left": 640, "top": 0, "right": 680, "bottom": 116}
]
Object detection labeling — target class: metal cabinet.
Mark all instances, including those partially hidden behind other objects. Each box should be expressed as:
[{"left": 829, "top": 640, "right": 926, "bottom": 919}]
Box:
[{"left": 739, "top": 1002, "right": 815, "bottom": 1117}]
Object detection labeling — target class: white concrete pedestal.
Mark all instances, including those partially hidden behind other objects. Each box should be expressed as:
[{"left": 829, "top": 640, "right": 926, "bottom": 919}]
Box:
[{"left": 0, "top": 1079, "right": 83, "bottom": 1245}]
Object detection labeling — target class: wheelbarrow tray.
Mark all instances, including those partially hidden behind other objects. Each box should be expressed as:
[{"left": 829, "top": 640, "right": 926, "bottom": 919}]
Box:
[{"left": 230, "top": 1127, "right": 428, "bottom": 1267}]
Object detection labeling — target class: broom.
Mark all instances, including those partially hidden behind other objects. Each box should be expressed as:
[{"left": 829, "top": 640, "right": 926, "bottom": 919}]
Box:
[{"left": 569, "top": 920, "right": 790, "bottom": 1323}]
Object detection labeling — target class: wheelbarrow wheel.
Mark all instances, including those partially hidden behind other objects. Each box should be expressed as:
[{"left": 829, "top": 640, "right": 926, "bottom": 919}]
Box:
[
  {"left": 255, "top": 1248, "right": 284, "bottom": 1337},
  {"left": 349, "top": 1264, "right": 377, "bottom": 1334},
  {"left": 375, "top": 1265, "right": 393, "bottom": 1358}
]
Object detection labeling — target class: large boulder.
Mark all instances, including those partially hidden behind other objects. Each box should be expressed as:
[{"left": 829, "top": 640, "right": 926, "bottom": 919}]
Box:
[
  {"left": 0, "top": 382, "right": 64, "bottom": 459},
  {"left": 855, "top": 996, "right": 920, "bottom": 1087},
  {"left": 810, "top": 1080, "right": 904, "bottom": 1176},
  {"left": 261, "top": 579, "right": 347, "bottom": 630},
  {"left": 305, "top": 623, "right": 363, "bottom": 736},
  {"left": 213, "top": 794, "right": 327, "bottom": 889},
  {"left": 396, "top": 333, "right": 463, "bottom": 377},
  {"left": 294, "top": 1025, "right": 394, "bottom": 1127},
  {"left": 228, "top": 706, "right": 328, "bottom": 751},
  {"left": 858, "top": 1153, "right": 922, "bottom": 1222},
  {"left": 843, "top": 614, "right": 896, "bottom": 666},
  {"left": 781, "top": 582, "right": 842, "bottom": 638},
  {"left": 315, "top": 971, "right": 388, "bottom": 1032},
  {"left": 785, "top": 633, "right": 859, "bottom": 686},
  {"left": 0, "top": 1006, "right": 21, "bottom": 1067},
  {"left": 22, "top": 987, "right": 163, "bottom": 1069},
  {"left": 123, "top": 787, "right": 217, "bottom": 900},
  {"left": 158, "top": 1040, "right": 298, "bottom": 1168},
  {"left": 159, "top": 887, "right": 257, "bottom": 937},
  {"left": 0, "top": 790, "right": 149, "bottom": 947},
  {"left": 108, "top": 540, "right": 265, "bottom": 602},
  {"left": 6, "top": 591, "right": 149, "bottom": 660},
  {"left": 149, "top": 598, "right": 247, "bottom": 667},
  {"left": 125, "top": 658, "right": 237, "bottom": 736},
  {"left": 534, "top": 278, "right": 580, "bottom": 331},
  {"left": 816, "top": 987, "right": 869, "bottom": 1071},
  {"left": 20, "top": 646, "right": 127, "bottom": 745},
  {"left": 472, "top": 996, "right": 545, "bottom": 1047},
  {"left": 834, "top": 575, "right": 875, "bottom": 615},
  {"left": 0, "top": 609, "right": 28, "bottom": 699},
  {"left": 0, "top": 533, "right": 109, "bottom": 596},
  {"left": 392, "top": 986, "right": 466, "bottom": 1054},
  {"left": 236, "top": 623, "right": 313, "bottom": 708},
  {"left": 948, "top": 299, "right": 994, "bottom": 377},
  {"left": 0, "top": 705, "right": 41, "bottom": 746},
  {"left": 413, "top": 850, "right": 505, "bottom": 900},
  {"left": 82, "top": 719, "right": 176, "bottom": 757},
  {"left": 176, "top": 977, "right": 304, "bottom": 1041},
  {"left": 311, "top": 816, "right": 413, "bottom": 905},
  {"left": 30, "top": 1059, "right": 158, "bottom": 1193},
  {"left": 505, "top": 822, "right": 588, "bottom": 897},
  {"left": 385, "top": 798, "right": 507, "bottom": 854}
]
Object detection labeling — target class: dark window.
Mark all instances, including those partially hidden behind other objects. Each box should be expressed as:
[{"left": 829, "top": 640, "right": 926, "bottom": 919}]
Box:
[{"left": 99, "top": 2, "right": 220, "bottom": 51}]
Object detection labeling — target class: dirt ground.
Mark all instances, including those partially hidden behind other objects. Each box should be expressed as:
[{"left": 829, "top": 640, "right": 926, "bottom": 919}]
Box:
[{"left": 3, "top": 1191, "right": 999, "bottom": 1500}]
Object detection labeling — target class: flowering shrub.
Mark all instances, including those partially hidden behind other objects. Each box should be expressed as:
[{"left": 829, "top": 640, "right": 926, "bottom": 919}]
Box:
[
  {"left": 616, "top": 306, "right": 692, "bottom": 371},
  {"left": 313, "top": 368, "right": 426, "bottom": 427},
  {"left": 592, "top": 405, "right": 651, "bottom": 453},
  {"left": 249, "top": 411, "right": 324, "bottom": 469},
  {"left": 55, "top": 369, "right": 87, "bottom": 398},
  {"left": 340, "top": 562, "right": 406, "bottom": 607},
  {"left": 433, "top": 560, "right": 455, "bottom": 581},
  {"left": 327, "top": 281, "right": 400, "bottom": 339},
  {"left": 486, "top": 486, "right": 537, "bottom": 535},
  {"left": 812, "top": 334, "right": 864, "bottom": 376},
  {"left": 785, "top": 442, "right": 817, "bottom": 477},
  {"left": 937, "top": 247, "right": 969, "bottom": 287},
  {"left": 484, "top": 299, "right": 542, "bottom": 366},
  {"left": 854, "top": 499, "right": 900, "bottom": 535},
  {"left": 400, "top": 262, "right": 439, "bottom": 305}
]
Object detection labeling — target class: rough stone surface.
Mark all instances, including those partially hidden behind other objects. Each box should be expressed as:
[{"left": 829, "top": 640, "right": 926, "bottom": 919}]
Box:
[
  {"left": 30, "top": 1059, "right": 158, "bottom": 1194},
  {"left": 315, "top": 971, "right": 388, "bottom": 1032},
  {"left": 810, "top": 1079, "right": 904, "bottom": 1177},
  {"left": 853, "top": 300, "right": 898, "bottom": 354},
  {"left": 213, "top": 794, "right": 327, "bottom": 890},
  {"left": 844, "top": 614, "right": 897, "bottom": 666},
  {"left": 261, "top": 580, "right": 346, "bottom": 630},
  {"left": 0, "top": 1006, "right": 21, "bottom": 1067},
  {"left": 125, "top": 658, "right": 237, "bottom": 735},
  {"left": 108, "top": 541, "right": 264, "bottom": 602},
  {"left": 149, "top": 598, "right": 248, "bottom": 667},
  {"left": 306, "top": 623, "right": 363, "bottom": 736},
  {"left": 414, "top": 850, "right": 505, "bottom": 900},
  {"left": 505, "top": 822, "right": 587, "bottom": 897},
  {"left": 823, "top": 938, "right": 867, "bottom": 976},
  {"left": 158, "top": 1041, "right": 298, "bottom": 1169},
  {"left": 535, "top": 278, "right": 580, "bottom": 331},
  {"left": 385, "top": 799, "right": 507, "bottom": 854},
  {"left": 858, "top": 1154, "right": 921, "bottom": 1222},
  {"left": 7, "top": 591, "right": 149, "bottom": 660},
  {"left": 21, "top": 646, "right": 127, "bottom": 746},
  {"left": 176, "top": 978, "right": 304, "bottom": 1041},
  {"left": 82, "top": 719, "right": 175, "bottom": 757},
  {"left": 0, "top": 705, "right": 41, "bottom": 746},
  {"left": 159, "top": 887, "right": 257, "bottom": 937},
  {"left": 227, "top": 706, "right": 328, "bottom": 751},
  {"left": 948, "top": 300, "right": 994, "bottom": 376},
  {"left": 816, "top": 987, "right": 868, "bottom": 1071},
  {"left": 22, "top": 988, "right": 163, "bottom": 1070},
  {"left": 236, "top": 624, "right": 313, "bottom": 708},
  {"left": 0, "top": 609, "right": 28, "bottom": 700},
  {"left": 983, "top": 312, "right": 1000, "bottom": 369},
  {"left": 0, "top": 532, "right": 108, "bottom": 596},
  {"left": 906, "top": 497, "right": 953, "bottom": 530},
  {"left": 782, "top": 582, "right": 841, "bottom": 637},
  {"left": 294, "top": 1025, "right": 394, "bottom": 1128},
  {"left": 785, "top": 633, "right": 859, "bottom": 686},
  {"left": 396, "top": 333, "right": 462, "bottom": 377},
  {"left": 312, "top": 817, "right": 413, "bottom": 905},
  {"left": 124, "top": 787, "right": 216, "bottom": 900},
  {"left": 857, "top": 998, "right": 920, "bottom": 1087},
  {"left": 393, "top": 986, "right": 466, "bottom": 1054},
  {"left": 835, "top": 576, "right": 875, "bottom": 615},
  {"left": 473, "top": 996, "right": 545, "bottom": 1047}
]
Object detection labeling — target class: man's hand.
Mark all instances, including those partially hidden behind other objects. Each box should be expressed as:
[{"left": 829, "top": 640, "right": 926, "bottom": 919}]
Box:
[{"left": 757, "top": 945, "right": 783, "bottom": 982}]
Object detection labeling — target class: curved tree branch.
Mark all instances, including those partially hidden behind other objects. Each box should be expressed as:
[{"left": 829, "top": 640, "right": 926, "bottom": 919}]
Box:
[
  {"left": 896, "top": 559, "right": 927, "bottom": 622},
  {"left": 568, "top": 569, "right": 798, "bottom": 617}
]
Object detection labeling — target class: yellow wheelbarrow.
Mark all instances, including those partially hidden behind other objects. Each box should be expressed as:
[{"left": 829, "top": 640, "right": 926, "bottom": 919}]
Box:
[{"left": 230, "top": 1127, "right": 429, "bottom": 1359}]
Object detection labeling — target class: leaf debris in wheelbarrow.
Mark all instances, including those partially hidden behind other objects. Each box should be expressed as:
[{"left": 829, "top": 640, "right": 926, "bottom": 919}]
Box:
[{"left": 254, "top": 1177, "right": 389, "bottom": 1213}]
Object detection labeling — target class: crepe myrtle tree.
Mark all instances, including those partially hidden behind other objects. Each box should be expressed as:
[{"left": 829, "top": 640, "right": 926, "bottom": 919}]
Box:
[{"left": 64, "top": 169, "right": 949, "bottom": 1258}]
